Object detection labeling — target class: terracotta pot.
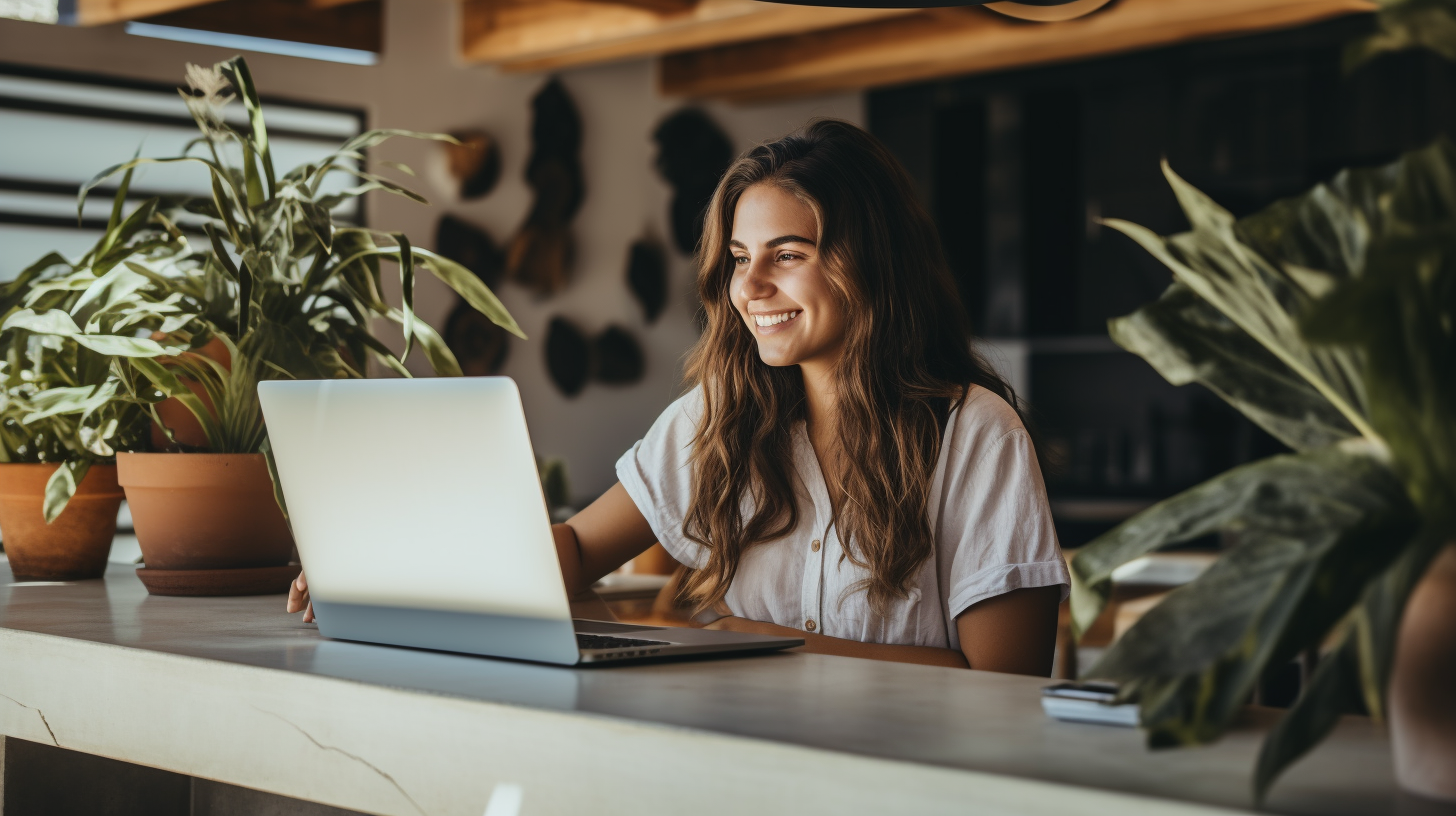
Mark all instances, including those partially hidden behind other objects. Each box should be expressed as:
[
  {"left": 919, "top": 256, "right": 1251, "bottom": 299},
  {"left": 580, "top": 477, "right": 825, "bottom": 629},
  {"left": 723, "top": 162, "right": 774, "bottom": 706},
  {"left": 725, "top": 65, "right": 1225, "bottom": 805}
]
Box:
[
  {"left": 149, "top": 336, "right": 231, "bottom": 451},
  {"left": 117, "top": 452, "right": 292, "bottom": 571},
  {"left": 0, "top": 463, "right": 123, "bottom": 581},
  {"left": 1390, "top": 541, "right": 1456, "bottom": 802}
]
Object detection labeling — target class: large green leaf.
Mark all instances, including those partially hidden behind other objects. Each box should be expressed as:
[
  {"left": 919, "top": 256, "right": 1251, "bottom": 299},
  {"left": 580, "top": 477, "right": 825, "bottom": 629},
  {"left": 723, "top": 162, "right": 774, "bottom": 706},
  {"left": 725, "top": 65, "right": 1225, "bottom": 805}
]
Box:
[
  {"left": 1083, "top": 445, "right": 1418, "bottom": 748},
  {"left": 1105, "top": 167, "right": 1375, "bottom": 442},
  {"left": 1253, "top": 526, "right": 1448, "bottom": 800},
  {"left": 1071, "top": 445, "right": 1395, "bottom": 635},
  {"left": 42, "top": 458, "right": 90, "bottom": 524},
  {"left": 1110, "top": 283, "right": 1357, "bottom": 451},
  {"left": 1344, "top": 0, "right": 1456, "bottom": 69}
]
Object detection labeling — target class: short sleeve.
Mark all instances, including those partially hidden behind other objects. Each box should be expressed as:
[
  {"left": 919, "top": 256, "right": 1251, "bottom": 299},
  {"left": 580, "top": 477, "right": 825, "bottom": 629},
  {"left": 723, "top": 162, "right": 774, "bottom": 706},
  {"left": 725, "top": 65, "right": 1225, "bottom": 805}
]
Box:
[
  {"left": 940, "top": 397, "right": 1070, "bottom": 621},
  {"left": 615, "top": 390, "right": 708, "bottom": 569}
]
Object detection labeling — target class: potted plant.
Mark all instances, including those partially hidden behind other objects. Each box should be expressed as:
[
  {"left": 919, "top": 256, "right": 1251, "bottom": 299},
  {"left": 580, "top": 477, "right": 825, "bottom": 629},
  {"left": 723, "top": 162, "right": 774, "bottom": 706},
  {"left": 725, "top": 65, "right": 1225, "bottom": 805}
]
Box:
[
  {"left": 0, "top": 176, "right": 184, "bottom": 581},
  {"left": 7, "top": 57, "right": 523, "bottom": 596},
  {"left": 1069, "top": 127, "right": 1455, "bottom": 806}
]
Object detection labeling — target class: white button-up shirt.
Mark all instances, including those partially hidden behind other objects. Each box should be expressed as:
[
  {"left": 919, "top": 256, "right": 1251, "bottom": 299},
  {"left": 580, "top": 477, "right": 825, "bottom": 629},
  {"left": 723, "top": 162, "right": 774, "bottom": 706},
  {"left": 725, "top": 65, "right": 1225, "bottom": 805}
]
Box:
[{"left": 616, "top": 386, "right": 1069, "bottom": 650}]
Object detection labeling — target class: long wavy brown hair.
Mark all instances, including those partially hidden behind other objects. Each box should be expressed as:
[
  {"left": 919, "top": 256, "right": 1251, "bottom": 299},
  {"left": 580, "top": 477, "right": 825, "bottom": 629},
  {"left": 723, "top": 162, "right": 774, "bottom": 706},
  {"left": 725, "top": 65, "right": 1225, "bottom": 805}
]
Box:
[{"left": 680, "top": 119, "right": 1030, "bottom": 616}]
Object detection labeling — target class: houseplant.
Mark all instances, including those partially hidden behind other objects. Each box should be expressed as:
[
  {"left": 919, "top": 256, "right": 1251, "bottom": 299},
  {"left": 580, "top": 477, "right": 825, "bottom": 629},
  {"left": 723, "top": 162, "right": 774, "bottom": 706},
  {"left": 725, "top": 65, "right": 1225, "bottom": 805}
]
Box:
[
  {"left": 0, "top": 177, "right": 178, "bottom": 581},
  {"left": 1069, "top": 140, "right": 1454, "bottom": 801},
  {"left": 1069, "top": 1, "right": 1456, "bottom": 802},
  {"left": 8, "top": 56, "right": 523, "bottom": 595}
]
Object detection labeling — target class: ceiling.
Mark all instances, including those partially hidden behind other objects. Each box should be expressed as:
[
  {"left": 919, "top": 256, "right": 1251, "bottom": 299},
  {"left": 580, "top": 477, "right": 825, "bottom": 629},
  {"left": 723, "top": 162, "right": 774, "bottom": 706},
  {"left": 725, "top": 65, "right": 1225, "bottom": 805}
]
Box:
[{"left": 74, "top": 0, "right": 1378, "bottom": 101}]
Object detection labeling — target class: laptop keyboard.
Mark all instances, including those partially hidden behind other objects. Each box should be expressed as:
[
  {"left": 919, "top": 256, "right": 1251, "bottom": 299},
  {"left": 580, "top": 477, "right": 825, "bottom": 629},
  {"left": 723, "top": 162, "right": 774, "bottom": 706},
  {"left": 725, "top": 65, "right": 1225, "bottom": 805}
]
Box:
[{"left": 576, "top": 633, "right": 671, "bottom": 651}]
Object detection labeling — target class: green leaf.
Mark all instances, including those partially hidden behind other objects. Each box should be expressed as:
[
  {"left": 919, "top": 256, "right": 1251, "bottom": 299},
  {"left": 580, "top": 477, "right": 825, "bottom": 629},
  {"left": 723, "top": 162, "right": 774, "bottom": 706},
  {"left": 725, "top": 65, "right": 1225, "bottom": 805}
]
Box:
[
  {"left": 1080, "top": 446, "right": 1418, "bottom": 749},
  {"left": 1109, "top": 283, "right": 1358, "bottom": 451},
  {"left": 1071, "top": 444, "right": 1403, "bottom": 637},
  {"left": 412, "top": 247, "right": 525, "bottom": 339},
  {"left": 218, "top": 57, "right": 276, "bottom": 199},
  {"left": 42, "top": 459, "right": 90, "bottom": 524},
  {"left": 398, "top": 233, "right": 415, "bottom": 362},
  {"left": 1344, "top": 0, "right": 1456, "bottom": 70},
  {"left": 1253, "top": 628, "right": 1362, "bottom": 802},
  {"left": 336, "top": 128, "right": 457, "bottom": 155},
  {"left": 261, "top": 435, "right": 291, "bottom": 525}
]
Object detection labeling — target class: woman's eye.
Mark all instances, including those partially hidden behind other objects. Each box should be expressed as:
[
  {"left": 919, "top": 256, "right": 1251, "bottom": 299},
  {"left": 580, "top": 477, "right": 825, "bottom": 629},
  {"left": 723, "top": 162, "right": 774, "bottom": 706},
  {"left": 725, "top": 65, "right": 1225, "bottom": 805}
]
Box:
[
  {"left": 777, "top": 252, "right": 796, "bottom": 262},
  {"left": 732, "top": 255, "right": 749, "bottom": 265}
]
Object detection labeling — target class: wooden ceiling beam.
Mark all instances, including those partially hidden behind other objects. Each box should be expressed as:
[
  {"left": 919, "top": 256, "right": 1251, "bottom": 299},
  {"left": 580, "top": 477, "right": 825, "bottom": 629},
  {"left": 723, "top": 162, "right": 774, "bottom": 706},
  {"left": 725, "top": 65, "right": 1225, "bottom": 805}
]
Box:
[
  {"left": 461, "top": 0, "right": 918, "bottom": 73},
  {"left": 71, "top": 0, "right": 223, "bottom": 26},
  {"left": 572, "top": 0, "right": 699, "bottom": 14},
  {"left": 140, "top": 0, "right": 382, "bottom": 52},
  {"left": 660, "top": 0, "right": 1377, "bottom": 103}
]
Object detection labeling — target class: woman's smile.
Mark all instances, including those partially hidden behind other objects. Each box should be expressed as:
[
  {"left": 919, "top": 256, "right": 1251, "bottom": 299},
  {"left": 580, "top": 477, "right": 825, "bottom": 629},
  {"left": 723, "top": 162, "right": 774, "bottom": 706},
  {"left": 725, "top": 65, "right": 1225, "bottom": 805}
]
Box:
[{"left": 751, "top": 310, "right": 801, "bottom": 332}]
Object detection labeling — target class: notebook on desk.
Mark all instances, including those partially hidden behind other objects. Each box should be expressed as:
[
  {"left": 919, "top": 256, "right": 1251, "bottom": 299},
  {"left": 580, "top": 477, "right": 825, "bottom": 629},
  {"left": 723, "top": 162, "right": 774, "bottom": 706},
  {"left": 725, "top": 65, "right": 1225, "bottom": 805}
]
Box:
[{"left": 258, "top": 377, "right": 802, "bottom": 666}]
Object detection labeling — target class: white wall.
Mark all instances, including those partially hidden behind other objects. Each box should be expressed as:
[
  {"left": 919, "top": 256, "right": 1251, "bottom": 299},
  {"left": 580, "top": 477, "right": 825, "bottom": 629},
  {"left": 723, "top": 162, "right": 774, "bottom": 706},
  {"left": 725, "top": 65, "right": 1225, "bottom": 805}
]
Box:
[{"left": 0, "top": 0, "right": 863, "bottom": 503}]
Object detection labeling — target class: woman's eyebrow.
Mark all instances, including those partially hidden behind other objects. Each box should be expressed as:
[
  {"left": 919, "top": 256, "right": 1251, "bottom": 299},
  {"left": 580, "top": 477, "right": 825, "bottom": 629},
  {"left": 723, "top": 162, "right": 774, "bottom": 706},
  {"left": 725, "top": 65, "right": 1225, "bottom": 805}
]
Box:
[{"left": 768, "top": 235, "right": 816, "bottom": 248}]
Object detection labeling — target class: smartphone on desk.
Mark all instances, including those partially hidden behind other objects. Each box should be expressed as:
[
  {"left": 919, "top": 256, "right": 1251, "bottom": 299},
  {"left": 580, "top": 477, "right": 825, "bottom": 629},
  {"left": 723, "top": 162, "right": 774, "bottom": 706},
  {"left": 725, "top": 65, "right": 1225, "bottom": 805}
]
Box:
[{"left": 1041, "top": 680, "right": 1140, "bottom": 727}]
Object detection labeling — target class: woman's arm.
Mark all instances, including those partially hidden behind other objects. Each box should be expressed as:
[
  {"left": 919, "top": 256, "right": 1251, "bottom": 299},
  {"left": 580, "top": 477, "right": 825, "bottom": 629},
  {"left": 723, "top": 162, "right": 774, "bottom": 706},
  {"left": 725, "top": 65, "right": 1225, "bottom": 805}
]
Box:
[
  {"left": 707, "top": 585, "right": 1061, "bottom": 674},
  {"left": 553, "top": 481, "right": 660, "bottom": 597},
  {"left": 705, "top": 616, "right": 970, "bottom": 669},
  {"left": 954, "top": 585, "right": 1061, "bottom": 676}
]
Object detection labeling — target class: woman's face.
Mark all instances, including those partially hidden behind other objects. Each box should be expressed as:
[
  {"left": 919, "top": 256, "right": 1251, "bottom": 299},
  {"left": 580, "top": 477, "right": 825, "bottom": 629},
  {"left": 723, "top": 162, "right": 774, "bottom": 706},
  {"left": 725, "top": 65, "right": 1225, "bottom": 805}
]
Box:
[{"left": 729, "top": 183, "right": 846, "bottom": 371}]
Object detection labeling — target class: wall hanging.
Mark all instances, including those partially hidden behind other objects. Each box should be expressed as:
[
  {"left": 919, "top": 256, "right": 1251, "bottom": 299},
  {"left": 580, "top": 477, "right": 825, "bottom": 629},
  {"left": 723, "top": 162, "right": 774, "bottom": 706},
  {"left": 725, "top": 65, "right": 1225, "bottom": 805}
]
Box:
[
  {"left": 626, "top": 238, "right": 668, "bottom": 324},
  {"left": 508, "top": 78, "right": 583, "bottom": 297},
  {"left": 653, "top": 108, "right": 733, "bottom": 256},
  {"left": 444, "top": 130, "right": 501, "bottom": 200},
  {"left": 545, "top": 318, "right": 645, "bottom": 398},
  {"left": 437, "top": 215, "right": 510, "bottom": 375},
  {"left": 436, "top": 214, "right": 503, "bottom": 287}
]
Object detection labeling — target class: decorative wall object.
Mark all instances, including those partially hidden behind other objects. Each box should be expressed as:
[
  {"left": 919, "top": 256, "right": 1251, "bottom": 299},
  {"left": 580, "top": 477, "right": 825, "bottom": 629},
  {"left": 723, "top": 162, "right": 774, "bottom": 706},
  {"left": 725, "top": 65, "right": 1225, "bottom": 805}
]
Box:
[
  {"left": 653, "top": 108, "right": 733, "bottom": 255},
  {"left": 507, "top": 78, "right": 584, "bottom": 297},
  {"left": 545, "top": 318, "right": 646, "bottom": 397},
  {"left": 437, "top": 214, "right": 511, "bottom": 375},
  {"left": 436, "top": 215, "right": 504, "bottom": 287},
  {"left": 593, "top": 326, "right": 645, "bottom": 385},
  {"left": 444, "top": 130, "right": 502, "bottom": 200},
  {"left": 626, "top": 238, "right": 668, "bottom": 323},
  {"left": 546, "top": 317, "right": 590, "bottom": 397},
  {"left": 445, "top": 308, "right": 512, "bottom": 376}
]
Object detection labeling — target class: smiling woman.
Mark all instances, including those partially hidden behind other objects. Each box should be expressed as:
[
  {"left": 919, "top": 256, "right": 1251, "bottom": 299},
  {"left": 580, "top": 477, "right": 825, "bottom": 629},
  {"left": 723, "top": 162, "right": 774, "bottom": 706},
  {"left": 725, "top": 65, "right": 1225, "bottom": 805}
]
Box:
[{"left": 290, "top": 120, "right": 1069, "bottom": 675}]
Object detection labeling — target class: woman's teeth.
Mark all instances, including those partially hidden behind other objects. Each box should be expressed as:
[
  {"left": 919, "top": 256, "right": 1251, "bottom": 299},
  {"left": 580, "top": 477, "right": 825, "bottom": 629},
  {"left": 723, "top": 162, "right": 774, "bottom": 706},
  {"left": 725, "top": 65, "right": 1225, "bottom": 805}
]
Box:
[{"left": 754, "top": 311, "right": 800, "bottom": 327}]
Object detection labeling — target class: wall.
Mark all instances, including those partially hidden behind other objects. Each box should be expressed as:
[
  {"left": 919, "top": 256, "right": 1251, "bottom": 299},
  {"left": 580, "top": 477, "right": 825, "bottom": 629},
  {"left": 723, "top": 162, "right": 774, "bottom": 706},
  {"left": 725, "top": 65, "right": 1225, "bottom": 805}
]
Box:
[{"left": 0, "top": 0, "right": 863, "bottom": 503}]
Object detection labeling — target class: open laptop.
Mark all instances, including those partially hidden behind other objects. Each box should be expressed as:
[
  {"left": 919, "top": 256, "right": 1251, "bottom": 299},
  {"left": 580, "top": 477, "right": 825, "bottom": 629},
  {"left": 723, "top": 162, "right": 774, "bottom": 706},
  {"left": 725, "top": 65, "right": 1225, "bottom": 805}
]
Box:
[{"left": 257, "top": 377, "right": 802, "bottom": 666}]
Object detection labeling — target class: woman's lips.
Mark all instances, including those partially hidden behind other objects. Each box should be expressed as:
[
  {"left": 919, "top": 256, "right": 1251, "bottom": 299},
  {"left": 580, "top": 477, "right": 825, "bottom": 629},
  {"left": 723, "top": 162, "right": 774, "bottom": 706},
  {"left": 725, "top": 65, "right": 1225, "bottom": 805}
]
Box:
[{"left": 751, "top": 309, "right": 801, "bottom": 335}]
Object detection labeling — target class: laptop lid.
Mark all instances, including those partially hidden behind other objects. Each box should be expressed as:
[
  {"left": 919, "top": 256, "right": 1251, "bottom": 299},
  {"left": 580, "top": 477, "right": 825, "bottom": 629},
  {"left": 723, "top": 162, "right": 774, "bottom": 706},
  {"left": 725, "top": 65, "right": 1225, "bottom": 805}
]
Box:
[{"left": 259, "top": 377, "right": 579, "bottom": 664}]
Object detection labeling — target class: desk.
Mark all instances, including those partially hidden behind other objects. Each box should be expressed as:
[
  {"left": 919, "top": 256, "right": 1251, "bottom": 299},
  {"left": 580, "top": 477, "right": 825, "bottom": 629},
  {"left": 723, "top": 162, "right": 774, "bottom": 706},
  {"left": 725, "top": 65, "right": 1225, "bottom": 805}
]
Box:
[{"left": 0, "top": 563, "right": 1446, "bottom": 816}]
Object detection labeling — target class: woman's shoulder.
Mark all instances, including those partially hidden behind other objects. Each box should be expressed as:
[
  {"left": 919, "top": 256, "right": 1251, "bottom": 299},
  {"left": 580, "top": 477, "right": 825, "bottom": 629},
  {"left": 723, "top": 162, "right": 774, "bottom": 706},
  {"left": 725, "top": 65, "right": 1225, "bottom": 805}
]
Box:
[{"left": 950, "top": 384, "right": 1027, "bottom": 442}]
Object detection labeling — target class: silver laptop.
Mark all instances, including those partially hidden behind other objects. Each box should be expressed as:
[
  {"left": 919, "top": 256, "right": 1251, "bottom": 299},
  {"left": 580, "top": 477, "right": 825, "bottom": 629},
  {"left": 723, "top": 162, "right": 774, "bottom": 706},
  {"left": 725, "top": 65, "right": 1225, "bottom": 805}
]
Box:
[{"left": 258, "top": 377, "right": 802, "bottom": 666}]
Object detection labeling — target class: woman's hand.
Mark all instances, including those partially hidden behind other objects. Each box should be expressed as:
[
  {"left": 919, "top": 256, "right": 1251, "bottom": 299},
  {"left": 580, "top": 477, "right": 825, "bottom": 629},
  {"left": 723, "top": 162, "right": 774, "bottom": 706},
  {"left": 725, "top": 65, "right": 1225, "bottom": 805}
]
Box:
[{"left": 287, "top": 572, "right": 315, "bottom": 623}]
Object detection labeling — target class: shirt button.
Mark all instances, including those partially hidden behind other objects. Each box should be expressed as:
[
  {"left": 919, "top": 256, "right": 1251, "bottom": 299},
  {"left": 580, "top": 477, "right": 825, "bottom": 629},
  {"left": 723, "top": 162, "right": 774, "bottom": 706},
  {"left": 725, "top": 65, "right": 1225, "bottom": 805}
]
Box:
[
  {"left": 811, "top": 539, "right": 821, "bottom": 552},
  {"left": 805, "top": 619, "right": 817, "bottom": 632}
]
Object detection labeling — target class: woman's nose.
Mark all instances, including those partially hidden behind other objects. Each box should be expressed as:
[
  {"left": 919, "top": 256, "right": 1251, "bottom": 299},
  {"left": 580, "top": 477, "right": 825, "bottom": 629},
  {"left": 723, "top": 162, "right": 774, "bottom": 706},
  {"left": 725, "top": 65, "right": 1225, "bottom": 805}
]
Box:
[{"left": 738, "top": 259, "right": 775, "bottom": 300}]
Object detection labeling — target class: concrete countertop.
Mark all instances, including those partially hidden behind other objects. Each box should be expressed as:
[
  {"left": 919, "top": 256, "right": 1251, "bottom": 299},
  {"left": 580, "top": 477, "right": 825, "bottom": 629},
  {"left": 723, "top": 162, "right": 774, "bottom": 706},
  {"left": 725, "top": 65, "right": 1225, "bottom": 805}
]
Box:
[{"left": 0, "top": 563, "right": 1446, "bottom": 816}]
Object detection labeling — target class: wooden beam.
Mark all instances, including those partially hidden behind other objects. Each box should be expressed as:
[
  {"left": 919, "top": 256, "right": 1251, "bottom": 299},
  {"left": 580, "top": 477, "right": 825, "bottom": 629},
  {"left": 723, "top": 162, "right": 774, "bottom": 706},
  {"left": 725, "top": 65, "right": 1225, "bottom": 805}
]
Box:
[
  {"left": 660, "top": 0, "right": 1377, "bottom": 103},
  {"left": 573, "top": 0, "right": 699, "bottom": 14},
  {"left": 141, "top": 0, "right": 382, "bottom": 51},
  {"left": 307, "top": 0, "right": 372, "bottom": 8},
  {"left": 461, "top": 0, "right": 918, "bottom": 73},
  {"left": 71, "top": 0, "right": 223, "bottom": 26}
]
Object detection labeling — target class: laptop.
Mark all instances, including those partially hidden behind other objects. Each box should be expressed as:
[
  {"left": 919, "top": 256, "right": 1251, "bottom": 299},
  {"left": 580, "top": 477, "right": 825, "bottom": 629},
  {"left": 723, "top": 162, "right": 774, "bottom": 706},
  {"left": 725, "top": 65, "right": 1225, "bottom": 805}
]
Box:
[{"left": 258, "top": 377, "right": 803, "bottom": 666}]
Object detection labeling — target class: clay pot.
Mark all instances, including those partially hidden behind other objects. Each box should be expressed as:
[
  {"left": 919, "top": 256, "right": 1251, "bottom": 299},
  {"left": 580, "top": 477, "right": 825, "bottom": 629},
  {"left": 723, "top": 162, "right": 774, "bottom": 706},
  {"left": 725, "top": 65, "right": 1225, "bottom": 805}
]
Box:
[
  {"left": 0, "top": 463, "right": 123, "bottom": 580},
  {"left": 149, "top": 336, "right": 231, "bottom": 451},
  {"left": 1390, "top": 541, "right": 1456, "bottom": 802},
  {"left": 117, "top": 453, "right": 292, "bottom": 571}
]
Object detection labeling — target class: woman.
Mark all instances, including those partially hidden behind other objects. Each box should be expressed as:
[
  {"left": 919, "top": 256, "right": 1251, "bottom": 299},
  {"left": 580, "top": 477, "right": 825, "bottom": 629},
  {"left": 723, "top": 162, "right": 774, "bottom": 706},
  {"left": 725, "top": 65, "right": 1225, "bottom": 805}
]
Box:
[{"left": 292, "top": 119, "right": 1068, "bottom": 674}]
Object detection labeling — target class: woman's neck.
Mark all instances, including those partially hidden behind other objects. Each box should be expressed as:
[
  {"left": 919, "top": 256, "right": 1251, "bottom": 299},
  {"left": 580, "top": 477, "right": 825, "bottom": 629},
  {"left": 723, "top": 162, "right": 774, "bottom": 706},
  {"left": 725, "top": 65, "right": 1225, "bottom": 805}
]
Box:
[{"left": 800, "top": 360, "right": 837, "bottom": 435}]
